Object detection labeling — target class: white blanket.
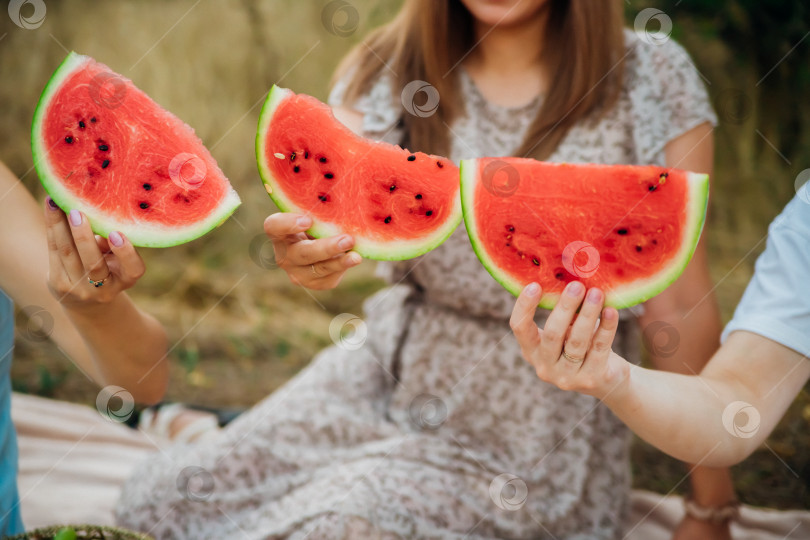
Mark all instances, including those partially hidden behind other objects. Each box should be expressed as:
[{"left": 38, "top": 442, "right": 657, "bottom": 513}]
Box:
[{"left": 13, "top": 393, "right": 810, "bottom": 538}]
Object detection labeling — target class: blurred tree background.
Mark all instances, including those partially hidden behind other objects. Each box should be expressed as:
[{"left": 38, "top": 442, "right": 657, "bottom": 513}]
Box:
[{"left": 1, "top": 0, "right": 808, "bottom": 509}]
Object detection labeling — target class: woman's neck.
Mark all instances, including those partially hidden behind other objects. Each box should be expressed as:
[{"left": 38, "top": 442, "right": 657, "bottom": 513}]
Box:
[
  {"left": 469, "top": 7, "right": 548, "bottom": 75},
  {"left": 463, "top": 7, "right": 550, "bottom": 107}
]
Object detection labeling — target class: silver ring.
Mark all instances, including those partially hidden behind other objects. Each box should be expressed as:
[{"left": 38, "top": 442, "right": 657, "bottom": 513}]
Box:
[{"left": 562, "top": 350, "right": 584, "bottom": 364}]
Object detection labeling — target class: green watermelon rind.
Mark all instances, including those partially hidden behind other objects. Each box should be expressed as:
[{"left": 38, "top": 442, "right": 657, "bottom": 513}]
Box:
[
  {"left": 460, "top": 158, "right": 710, "bottom": 310},
  {"left": 255, "top": 85, "right": 462, "bottom": 261},
  {"left": 31, "top": 51, "right": 241, "bottom": 248}
]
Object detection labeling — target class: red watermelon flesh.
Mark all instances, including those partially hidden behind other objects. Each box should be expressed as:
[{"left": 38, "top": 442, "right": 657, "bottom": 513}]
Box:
[
  {"left": 460, "top": 158, "right": 709, "bottom": 309},
  {"left": 32, "top": 52, "right": 240, "bottom": 247},
  {"left": 255, "top": 85, "right": 462, "bottom": 260}
]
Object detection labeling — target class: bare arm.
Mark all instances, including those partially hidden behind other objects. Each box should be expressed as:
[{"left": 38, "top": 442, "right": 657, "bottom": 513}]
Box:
[
  {"left": 0, "top": 161, "right": 168, "bottom": 403},
  {"left": 641, "top": 123, "right": 736, "bottom": 511}
]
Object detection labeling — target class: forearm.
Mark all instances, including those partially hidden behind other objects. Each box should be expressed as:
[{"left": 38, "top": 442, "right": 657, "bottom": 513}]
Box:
[
  {"left": 604, "top": 365, "right": 756, "bottom": 466},
  {"left": 64, "top": 294, "right": 168, "bottom": 403}
]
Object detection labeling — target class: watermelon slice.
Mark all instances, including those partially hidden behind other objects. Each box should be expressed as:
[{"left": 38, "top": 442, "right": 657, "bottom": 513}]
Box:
[
  {"left": 31, "top": 52, "right": 241, "bottom": 247},
  {"left": 460, "top": 158, "right": 709, "bottom": 309},
  {"left": 255, "top": 85, "right": 462, "bottom": 260}
]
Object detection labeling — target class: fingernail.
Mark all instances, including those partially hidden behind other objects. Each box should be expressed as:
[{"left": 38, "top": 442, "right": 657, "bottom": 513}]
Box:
[
  {"left": 525, "top": 282, "right": 539, "bottom": 296},
  {"left": 69, "top": 209, "right": 82, "bottom": 227},
  {"left": 46, "top": 197, "right": 59, "bottom": 211},
  {"left": 109, "top": 231, "right": 124, "bottom": 247},
  {"left": 587, "top": 288, "right": 602, "bottom": 303},
  {"left": 346, "top": 252, "right": 362, "bottom": 266},
  {"left": 338, "top": 235, "right": 353, "bottom": 250},
  {"left": 567, "top": 281, "right": 584, "bottom": 296},
  {"left": 296, "top": 216, "right": 311, "bottom": 228}
]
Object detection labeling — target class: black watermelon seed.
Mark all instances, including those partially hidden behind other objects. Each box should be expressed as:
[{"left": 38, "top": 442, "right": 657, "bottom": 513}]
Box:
[
  {"left": 660, "top": 172, "right": 669, "bottom": 179},
  {"left": 318, "top": 193, "right": 329, "bottom": 202},
  {"left": 505, "top": 243, "right": 511, "bottom": 247},
  {"left": 139, "top": 202, "right": 149, "bottom": 209},
  {"left": 425, "top": 210, "right": 433, "bottom": 216},
  {"left": 436, "top": 161, "right": 443, "bottom": 168},
  {"left": 324, "top": 172, "right": 334, "bottom": 179},
  {"left": 65, "top": 136, "right": 73, "bottom": 144},
  {"left": 90, "top": 117, "right": 97, "bottom": 123},
  {"left": 617, "top": 228, "right": 628, "bottom": 235},
  {"left": 415, "top": 194, "right": 422, "bottom": 199},
  {"left": 78, "top": 120, "right": 85, "bottom": 129},
  {"left": 507, "top": 225, "right": 515, "bottom": 232},
  {"left": 319, "top": 157, "right": 327, "bottom": 163},
  {"left": 384, "top": 216, "right": 392, "bottom": 224},
  {"left": 290, "top": 152, "right": 296, "bottom": 162},
  {"left": 98, "top": 144, "right": 109, "bottom": 151},
  {"left": 101, "top": 159, "right": 110, "bottom": 169},
  {"left": 648, "top": 184, "right": 657, "bottom": 192},
  {"left": 635, "top": 245, "right": 642, "bottom": 252},
  {"left": 293, "top": 166, "right": 300, "bottom": 173},
  {"left": 389, "top": 185, "right": 396, "bottom": 192},
  {"left": 407, "top": 155, "right": 416, "bottom": 161},
  {"left": 304, "top": 151, "right": 310, "bottom": 159},
  {"left": 555, "top": 272, "right": 565, "bottom": 280},
  {"left": 143, "top": 183, "right": 152, "bottom": 191},
  {"left": 532, "top": 258, "right": 540, "bottom": 266}
]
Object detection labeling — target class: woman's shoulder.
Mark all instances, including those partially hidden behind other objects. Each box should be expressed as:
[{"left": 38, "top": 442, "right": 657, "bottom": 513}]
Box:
[{"left": 622, "top": 27, "right": 705, "bottom": 90}]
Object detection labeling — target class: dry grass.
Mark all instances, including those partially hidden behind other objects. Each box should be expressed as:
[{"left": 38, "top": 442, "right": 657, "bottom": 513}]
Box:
[{"left": 3, "top": 0, "right": 808, "bottom": 510}]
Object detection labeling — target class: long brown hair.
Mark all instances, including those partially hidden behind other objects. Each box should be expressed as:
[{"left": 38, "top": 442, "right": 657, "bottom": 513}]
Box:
[{"left": 333, "top": 0, "right": 626, "bottom": 160}]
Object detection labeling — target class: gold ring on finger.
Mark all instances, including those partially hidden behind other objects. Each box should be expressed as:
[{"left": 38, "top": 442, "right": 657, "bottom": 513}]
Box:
[
  {"left": 88, "top": 272, "right": 112, "bottom": 288},
  {"left": 562, "top": 350, "right": 584, "bottom": 364}
]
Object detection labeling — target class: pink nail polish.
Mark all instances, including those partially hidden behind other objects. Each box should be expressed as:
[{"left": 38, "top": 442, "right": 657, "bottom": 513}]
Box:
[
  {"left": 69, "top": 209, "right": 82, "bottom": 226},
  {"left": 525, "top": 283, "right": 539, "bottom": 295},
  {"left": 109, "top": 231, "right": 124, "bottom": 247},
  {"left": 567, "top": 281, "right": 584, "bottom": 296},
  {"left": 587, "top": 288, "right": 602, "bottom": 303}
]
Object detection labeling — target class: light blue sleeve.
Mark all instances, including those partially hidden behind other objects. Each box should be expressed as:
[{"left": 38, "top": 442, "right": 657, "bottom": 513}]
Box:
[{"left": 721, "top": 193, "right": 810, "bottom": 358}]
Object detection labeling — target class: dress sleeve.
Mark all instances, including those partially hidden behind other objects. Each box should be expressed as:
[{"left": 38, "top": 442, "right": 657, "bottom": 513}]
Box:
[
  {"left": 721, "top": 195, "right": 810, "bottom": 358},
  {"left": 626, "top": 32, "right": 718, "bottom": 165},
  {"left": 328, "top": 71, "right": 404, "bottom": 145}
]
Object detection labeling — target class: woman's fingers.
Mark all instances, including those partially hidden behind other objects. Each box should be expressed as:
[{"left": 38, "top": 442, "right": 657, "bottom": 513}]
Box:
[
  {"left": 106, "top": 231, "right": 145, "bottom": 286},
  {"left": 67, "top": 209, "right": 111, "bottom": 282},
  {"left": 510, "top": 283, "right": 543, "bottom": 353},
  {"left": 587, "top": 307, "right": 620, "bottom": 357},
  {"left": 264, "top": 212, "right": 311, "bottom": 240},
  {"left": 44, "top": 198, "right": 85, "bottom": 281},
  {"left": 288, "top": 251, "right": 361, "bottom": 285},
  {"left": 539, "top": 281, "right": 586, "bottom": 362},
  {"left": 285, "top": 235, "right": 355, "bottom": 266},
  {"left": 562, "top": 287, "right": 605, "bottom": 363}
]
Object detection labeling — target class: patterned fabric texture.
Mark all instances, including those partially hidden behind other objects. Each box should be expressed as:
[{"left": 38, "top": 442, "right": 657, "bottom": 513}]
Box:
[{"left": 116, "top": 30, "right": 717, "bottom": 539}]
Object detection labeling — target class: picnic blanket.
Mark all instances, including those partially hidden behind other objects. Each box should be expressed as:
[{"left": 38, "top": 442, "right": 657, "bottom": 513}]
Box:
[{"left": 13, "top": 393, "right": 810, "bottom": 538}]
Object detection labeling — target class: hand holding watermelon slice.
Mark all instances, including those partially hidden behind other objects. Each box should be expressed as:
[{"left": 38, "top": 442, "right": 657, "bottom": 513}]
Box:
[{"left": 31, "top": 52, "right": 241, "bottom": 248}]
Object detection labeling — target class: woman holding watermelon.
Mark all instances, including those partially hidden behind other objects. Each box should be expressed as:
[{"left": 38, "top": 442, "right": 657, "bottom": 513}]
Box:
[
  {"left": 0, "top": 160, "right": 168, "bottom": 535},
  {"left": 118, "top": 0, "right": 735, "bottom": 538}
]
